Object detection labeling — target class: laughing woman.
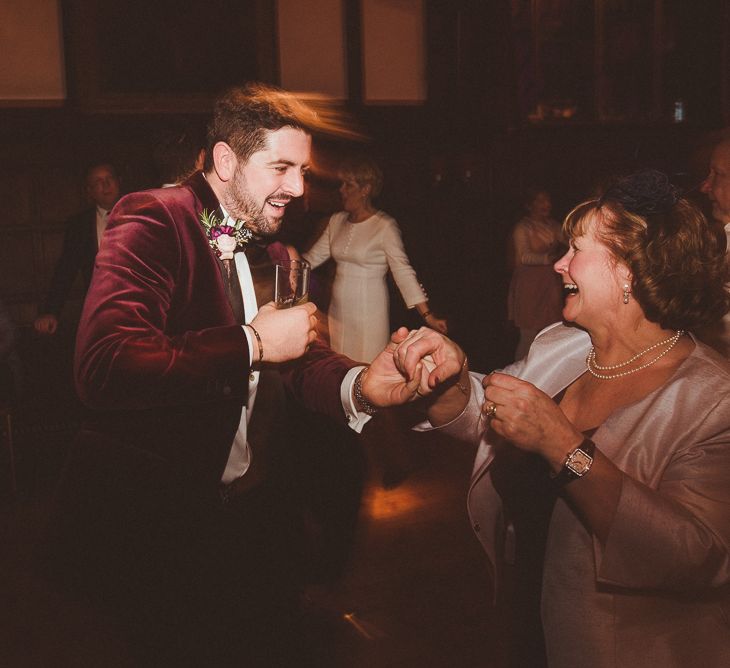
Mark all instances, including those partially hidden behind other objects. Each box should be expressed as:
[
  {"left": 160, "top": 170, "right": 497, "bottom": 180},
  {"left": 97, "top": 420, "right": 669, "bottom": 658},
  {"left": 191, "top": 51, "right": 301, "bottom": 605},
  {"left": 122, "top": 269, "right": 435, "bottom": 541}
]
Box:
[{"left": 393, "top": 171, "right": 730, "bottom": 667}]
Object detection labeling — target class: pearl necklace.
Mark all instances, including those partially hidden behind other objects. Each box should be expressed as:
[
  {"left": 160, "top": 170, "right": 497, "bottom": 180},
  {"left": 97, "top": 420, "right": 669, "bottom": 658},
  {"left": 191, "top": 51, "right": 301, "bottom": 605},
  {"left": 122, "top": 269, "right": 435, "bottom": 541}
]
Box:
[{"left": 586, "top": 330, "right": 684, "bottom": 380}]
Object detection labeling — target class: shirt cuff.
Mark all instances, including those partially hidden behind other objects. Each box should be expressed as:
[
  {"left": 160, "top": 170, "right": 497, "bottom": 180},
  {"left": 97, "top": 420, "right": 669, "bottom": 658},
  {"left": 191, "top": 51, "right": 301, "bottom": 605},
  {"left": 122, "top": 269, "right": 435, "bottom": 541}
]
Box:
[{"left": 341, "top": 365, "right": 372, "bottom": 433}]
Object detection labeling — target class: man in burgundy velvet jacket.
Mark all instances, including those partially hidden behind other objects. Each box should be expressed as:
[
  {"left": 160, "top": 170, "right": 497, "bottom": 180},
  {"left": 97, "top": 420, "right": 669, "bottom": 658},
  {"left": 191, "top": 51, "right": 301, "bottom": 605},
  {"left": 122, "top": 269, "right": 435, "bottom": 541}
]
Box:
[{"left": 47, "top": 85, "right": 423, "bottom": 666}]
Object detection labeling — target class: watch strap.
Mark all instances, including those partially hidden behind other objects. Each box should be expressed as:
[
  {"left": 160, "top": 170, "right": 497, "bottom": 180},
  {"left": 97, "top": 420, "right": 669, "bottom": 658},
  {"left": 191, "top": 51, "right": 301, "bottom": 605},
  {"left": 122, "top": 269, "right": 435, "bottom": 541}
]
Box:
[{"left": 551, "top": 437, "right": 596, "bottom": 488}]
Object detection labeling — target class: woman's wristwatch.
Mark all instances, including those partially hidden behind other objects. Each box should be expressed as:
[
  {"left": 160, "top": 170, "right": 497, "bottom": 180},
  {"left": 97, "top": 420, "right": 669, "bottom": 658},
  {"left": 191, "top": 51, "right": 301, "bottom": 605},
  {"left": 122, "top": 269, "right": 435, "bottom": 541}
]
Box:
[{"left": 551, "top": 438, "right": 595, "bottom": 487}]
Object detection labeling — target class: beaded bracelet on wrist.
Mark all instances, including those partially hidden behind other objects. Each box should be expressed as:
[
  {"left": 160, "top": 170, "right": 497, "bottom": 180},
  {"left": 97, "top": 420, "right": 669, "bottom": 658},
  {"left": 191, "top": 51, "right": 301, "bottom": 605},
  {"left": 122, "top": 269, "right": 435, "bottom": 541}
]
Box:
[{"left": 354, "top": 368, "right": 378, "bottom": 415}]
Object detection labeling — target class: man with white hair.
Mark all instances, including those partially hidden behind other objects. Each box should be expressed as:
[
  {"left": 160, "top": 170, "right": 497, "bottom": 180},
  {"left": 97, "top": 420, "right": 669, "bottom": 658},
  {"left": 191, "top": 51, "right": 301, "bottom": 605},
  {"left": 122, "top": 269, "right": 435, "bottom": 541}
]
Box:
[{"left": 699, "top": 137, "right": 730, "bottom": 357}]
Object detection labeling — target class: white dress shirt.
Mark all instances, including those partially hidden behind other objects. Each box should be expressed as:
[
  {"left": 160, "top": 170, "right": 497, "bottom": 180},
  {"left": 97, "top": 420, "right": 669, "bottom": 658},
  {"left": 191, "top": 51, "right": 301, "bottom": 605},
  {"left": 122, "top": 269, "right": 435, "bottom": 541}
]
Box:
[{"left": 95, "top": 205, "right": 111, "bottom": 249}]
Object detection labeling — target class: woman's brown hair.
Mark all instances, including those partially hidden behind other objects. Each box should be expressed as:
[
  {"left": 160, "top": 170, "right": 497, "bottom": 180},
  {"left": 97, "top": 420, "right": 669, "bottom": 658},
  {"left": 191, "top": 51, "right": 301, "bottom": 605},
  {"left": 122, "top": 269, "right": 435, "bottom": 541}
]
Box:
[{"left": 563, "top": 193, "right": 729, "bottom": 331}]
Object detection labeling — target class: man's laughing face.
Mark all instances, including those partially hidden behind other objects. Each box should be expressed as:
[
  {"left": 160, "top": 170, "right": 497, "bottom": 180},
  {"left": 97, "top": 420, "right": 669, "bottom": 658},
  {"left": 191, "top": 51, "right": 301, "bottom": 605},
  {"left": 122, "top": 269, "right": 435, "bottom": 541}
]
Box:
[{"left": 226, "top": 126, "right": 311, "bottom": 236}]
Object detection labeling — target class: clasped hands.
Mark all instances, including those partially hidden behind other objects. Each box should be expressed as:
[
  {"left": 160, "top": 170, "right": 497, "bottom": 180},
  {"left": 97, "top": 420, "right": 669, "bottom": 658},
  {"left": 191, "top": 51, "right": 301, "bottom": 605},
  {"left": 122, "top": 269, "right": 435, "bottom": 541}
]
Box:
[
  {"left": 360, "top": 325, "right": 582, "bottom": 466},
  {"left": 361, "top": 326, "right": 467, "bottom": 409},
  {"left": 247, "top": 307, "right": 582, "bottom": 467}
]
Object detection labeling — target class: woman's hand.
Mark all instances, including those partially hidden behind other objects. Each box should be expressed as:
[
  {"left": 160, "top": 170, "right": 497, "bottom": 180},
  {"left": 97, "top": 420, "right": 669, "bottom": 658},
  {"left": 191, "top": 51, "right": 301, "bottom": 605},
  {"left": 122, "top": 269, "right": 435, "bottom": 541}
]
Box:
[
  {"left": 391, "top": 327, "right": 470, "bottom": 425},
  {"left": 483, "top": 372, "right": 626, "bottom": 545},
  {"left": 363, "top": 326, "right": 469, "bottom": 424},
  {"left": 482, "top": 372, "right": 583, "bottom": 473},
  {"left": 393, "top": 327, "right": 464, "bottom": 394},
  {"left": 424, "top": 313, "right": 448, "bottom": 334},
  {"left": 363, "top": 327, "right": 424, "bottom": 408},
  {"left": 416, "top": 303, "right": 448, "bottom": 335}
]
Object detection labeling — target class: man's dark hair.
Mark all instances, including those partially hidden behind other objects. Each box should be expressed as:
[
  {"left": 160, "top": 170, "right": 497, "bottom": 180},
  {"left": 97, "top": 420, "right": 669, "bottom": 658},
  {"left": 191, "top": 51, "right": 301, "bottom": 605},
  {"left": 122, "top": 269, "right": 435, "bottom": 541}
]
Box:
[
  {"left": 84, "top": 161, "right": 118, "bottom": 182},
  {"left": 204, "top": 82, "right": 362, "bottom": 172}
]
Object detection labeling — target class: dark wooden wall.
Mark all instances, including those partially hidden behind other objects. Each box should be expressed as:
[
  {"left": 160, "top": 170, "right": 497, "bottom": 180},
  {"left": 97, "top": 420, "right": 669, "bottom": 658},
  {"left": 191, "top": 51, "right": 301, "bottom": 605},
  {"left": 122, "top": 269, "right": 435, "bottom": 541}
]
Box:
[{"left": 1, "top": 0, "right": 728, "bottom": 375}]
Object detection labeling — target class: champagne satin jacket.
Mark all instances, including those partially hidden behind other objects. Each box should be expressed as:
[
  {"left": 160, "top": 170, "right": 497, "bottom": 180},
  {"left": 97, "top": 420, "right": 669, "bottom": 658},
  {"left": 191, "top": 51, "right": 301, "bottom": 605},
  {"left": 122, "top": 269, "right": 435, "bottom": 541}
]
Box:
[{"left": 427, "top": 323, "right": 730, "bottom": 668}]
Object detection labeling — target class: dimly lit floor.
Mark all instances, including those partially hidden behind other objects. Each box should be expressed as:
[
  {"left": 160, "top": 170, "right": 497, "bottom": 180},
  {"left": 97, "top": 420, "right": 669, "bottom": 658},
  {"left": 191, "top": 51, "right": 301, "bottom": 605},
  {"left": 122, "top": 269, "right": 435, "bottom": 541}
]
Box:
[{"left": 1, "top": 420, "right": 505, "bottom": 667}]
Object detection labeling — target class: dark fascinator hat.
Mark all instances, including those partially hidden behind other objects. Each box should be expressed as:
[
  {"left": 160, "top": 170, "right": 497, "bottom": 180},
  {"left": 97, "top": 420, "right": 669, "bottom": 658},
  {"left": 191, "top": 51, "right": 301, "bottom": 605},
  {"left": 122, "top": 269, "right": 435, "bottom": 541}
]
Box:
[{"left": 598, "top": 169, "right": 680, "bottom": 216}]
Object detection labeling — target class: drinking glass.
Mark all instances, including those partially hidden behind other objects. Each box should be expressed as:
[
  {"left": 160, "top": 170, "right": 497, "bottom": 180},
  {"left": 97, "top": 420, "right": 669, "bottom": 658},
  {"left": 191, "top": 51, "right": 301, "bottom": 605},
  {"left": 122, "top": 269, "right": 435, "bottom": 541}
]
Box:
[{"left": 274, "top": 259, "right": 310, "bottom": 308}]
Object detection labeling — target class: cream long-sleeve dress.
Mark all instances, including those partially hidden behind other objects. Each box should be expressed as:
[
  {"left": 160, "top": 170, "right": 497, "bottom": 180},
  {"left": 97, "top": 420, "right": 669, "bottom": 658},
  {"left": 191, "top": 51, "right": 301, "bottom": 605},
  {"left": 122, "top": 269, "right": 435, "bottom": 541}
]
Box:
[
  {"left": 418, "top": 323, "right": 730, "bottom": 667},
  {"left": 303, "top": 210, "right": 426, "bottom": 363}
]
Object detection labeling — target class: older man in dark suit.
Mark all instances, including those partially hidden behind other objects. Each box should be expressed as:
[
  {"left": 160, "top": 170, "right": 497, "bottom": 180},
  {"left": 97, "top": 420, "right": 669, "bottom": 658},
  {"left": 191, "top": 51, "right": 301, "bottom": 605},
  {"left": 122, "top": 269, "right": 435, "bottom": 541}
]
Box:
[
  {"left": 34, "top": 162, "right": 121, "bottom": 335},
  {"left": 47, "top": 85, "right": 423, "bottom": 666},
  {"left": 699, "top": 137, "right": 730, "bottom": 357}
]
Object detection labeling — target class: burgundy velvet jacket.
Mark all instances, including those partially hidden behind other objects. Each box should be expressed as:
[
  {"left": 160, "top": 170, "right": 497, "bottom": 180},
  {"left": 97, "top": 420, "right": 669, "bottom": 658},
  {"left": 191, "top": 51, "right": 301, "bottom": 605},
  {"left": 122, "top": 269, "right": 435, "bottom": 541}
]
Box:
[{"left": 74, "top": 172, "right": 356, "bottom": 490}]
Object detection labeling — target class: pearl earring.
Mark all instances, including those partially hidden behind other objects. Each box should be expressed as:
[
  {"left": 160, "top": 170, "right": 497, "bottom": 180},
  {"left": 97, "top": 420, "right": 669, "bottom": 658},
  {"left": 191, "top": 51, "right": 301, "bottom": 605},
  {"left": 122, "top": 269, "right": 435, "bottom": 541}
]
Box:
[{"left": 623, "top": 285, "right": 630, "bottom": 304}]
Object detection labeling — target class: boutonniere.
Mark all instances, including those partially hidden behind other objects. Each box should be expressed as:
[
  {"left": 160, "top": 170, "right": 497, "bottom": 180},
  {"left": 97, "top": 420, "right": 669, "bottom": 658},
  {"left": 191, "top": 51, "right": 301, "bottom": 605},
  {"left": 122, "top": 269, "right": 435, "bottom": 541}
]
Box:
[{"left": 199, "top": 209, "right": 253, "bottom": 260}]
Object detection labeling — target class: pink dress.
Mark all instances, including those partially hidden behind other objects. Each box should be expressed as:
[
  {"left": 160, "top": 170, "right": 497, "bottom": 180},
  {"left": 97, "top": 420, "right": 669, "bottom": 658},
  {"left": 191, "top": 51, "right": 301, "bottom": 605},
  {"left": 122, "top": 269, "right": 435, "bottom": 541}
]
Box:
[{"left": 507, "top": 216, "right": 564, "bottom": 330}]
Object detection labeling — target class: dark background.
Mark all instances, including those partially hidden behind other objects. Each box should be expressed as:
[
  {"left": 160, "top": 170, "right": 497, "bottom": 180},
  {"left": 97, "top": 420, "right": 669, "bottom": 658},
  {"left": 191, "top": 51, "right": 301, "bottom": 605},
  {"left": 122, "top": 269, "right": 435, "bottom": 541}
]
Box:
[{"left": 0, "top": 0, "right": 728, "bottom": 439}]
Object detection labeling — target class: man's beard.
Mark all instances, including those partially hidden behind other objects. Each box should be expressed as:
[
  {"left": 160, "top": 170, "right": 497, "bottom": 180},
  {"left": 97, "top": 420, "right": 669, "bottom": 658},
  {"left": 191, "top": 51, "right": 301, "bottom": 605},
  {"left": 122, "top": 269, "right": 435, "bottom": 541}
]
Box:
[{"left": 226, "top": 169, "right": 287, "bottom": 237}]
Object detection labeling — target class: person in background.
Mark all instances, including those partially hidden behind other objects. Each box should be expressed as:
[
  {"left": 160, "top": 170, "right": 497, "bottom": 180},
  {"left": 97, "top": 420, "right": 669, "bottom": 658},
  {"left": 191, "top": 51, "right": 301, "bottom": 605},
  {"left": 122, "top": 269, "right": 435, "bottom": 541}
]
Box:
[
  {"left": 303, "top": 155, "right": 447, "bottom": 364},
  {"left": 391, "top": 170, "right": 730, "bottom": 668},
  {"left": 303, "top": 155, "right": 448, "bottom": 489},
  {"left": 699, "top": 137, "right": 730, "bottom": 357},
  {"left": 33, "top": 162, "right": 121, "bottom": 335},
  {"left": 507, "top": 187, "right": 565, "bottom": 361}
]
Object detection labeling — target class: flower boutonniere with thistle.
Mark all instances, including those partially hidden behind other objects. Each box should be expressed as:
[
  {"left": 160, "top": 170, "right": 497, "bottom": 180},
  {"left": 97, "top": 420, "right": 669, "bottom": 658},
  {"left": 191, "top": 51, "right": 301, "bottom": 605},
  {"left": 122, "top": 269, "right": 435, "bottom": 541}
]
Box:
[{"left": 199, "top": 209, "right": 253, "bottom": 260}]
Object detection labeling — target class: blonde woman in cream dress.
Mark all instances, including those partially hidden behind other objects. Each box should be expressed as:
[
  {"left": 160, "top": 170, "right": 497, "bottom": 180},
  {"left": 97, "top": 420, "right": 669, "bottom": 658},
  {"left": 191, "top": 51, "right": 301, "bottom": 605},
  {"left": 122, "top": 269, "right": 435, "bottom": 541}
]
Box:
[{"left": 304, "top": 157, "right": 446, "bottom": 363}]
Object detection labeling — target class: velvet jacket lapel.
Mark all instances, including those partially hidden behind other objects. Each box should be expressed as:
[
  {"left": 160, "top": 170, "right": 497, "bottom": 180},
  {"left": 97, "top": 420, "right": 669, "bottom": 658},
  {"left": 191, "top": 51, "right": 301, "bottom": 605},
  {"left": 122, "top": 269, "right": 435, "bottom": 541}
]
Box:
[
  {"left": 181, "top": 171, "right": 247, "bottom": 325},
  {"left": 185, "top": 171, "right": 222, "bottom": 220}
]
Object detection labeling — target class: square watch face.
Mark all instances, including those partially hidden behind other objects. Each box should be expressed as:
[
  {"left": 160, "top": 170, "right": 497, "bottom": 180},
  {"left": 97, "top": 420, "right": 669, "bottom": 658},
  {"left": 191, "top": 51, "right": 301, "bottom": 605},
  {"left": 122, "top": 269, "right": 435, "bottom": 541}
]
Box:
[{"left": 566, "top": 449, "right": 593, "bottom": 476}]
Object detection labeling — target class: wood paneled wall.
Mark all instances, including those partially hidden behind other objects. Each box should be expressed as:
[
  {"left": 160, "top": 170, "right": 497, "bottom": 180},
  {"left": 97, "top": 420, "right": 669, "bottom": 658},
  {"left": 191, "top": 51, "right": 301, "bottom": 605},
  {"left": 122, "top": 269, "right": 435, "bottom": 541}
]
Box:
[{"left": 1, "top": 0, "right": 727, "bottom": 371}]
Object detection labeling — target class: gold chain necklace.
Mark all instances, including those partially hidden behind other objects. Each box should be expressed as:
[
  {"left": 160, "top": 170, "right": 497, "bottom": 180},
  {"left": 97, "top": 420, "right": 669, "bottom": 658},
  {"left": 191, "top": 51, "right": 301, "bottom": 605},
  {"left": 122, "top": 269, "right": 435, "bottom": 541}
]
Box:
[{"left": 586, "top": 330, "right": 684, "bottom": 380}]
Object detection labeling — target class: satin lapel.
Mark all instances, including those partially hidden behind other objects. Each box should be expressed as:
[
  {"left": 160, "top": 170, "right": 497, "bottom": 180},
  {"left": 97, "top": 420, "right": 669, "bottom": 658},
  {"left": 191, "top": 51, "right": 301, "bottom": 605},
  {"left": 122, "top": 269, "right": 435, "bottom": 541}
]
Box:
[
  {"left": 518, "top": 325, "right": 590, "bottom": 397},
  {"left": 471, "top": 324, "right": 591, "bottom": 483}
]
